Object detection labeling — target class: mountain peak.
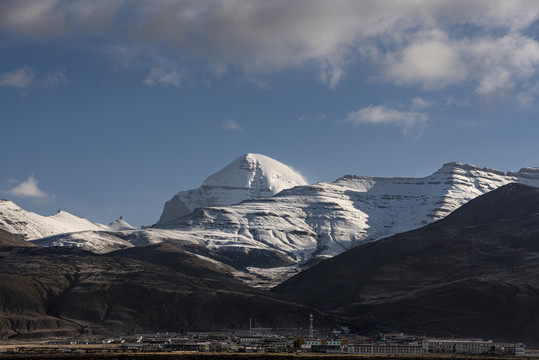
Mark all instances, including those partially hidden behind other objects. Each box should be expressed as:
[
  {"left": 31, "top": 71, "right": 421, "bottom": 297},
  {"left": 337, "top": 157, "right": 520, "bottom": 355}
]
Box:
[
  {"left": 108, "top": 218, "right": 136, "bottom": 231},
  {"left": 437, "top": 161, "right": 506, "bottom": 176},
  {"left": 157, "top": 153, "right": 308, "bottom": 224},
  {"left": 202, "top": 153, "right": 307, "bottom": 190}
]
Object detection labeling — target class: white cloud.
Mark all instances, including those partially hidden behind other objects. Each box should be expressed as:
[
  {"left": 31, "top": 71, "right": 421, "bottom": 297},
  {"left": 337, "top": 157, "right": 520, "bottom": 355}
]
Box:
[
  {"left": 143, "top": 67, "right": 181, "bottom": 87},
  {"left": 469, "top": 35, "right": 539, "bottom": 96},
  {"left": 221, "top": 119, "right": 242, "bottom": 131},
  {"left": 382, "top": 32, "right": 539, "bottom": 98},
  {"left": 0, "top": 65, "right": 69, "bottom": 91},
  {"left": 385, "top": 34, "right": 468, "bottom": 89},
  {"left": 343, "top": 105, "right": 428, "bottom": 137},
  {"left": 245, "top": 76, "right": 271, "bottom": 90},
  {"left": 6, "top": 174, "right": 48, "bottom": 198},
  {"left": 297, "top": 113, "right": 326, "bottom": 123},
  {"left": 517, "top": 82, "right": 539, "bottom": 106},
  {"left": 442, "top": 95, "right": 470, "bottom": 108},
  {"left": 42, "top": 69, "right": 69, "bottom": 87},
  {"left": 411, "top": 97, "right": 432, "bottom": 109},
  {"left": 0, "top": 65, "right": 34, "bottom": 88}
]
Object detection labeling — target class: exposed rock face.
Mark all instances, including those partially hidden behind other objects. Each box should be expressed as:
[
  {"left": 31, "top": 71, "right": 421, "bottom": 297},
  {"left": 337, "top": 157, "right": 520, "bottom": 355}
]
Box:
[
  {"left": 157, "top": 153, "right": 308, "bottom": 224},
  {"left": 273, "top": 183, "right": 539, "bottom": 345}
]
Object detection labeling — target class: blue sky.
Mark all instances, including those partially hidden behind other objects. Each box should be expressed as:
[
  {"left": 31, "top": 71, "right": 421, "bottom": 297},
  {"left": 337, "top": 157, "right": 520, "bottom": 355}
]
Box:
[{"left": 2, "top": 0, "right": 539, "bottom": 227}]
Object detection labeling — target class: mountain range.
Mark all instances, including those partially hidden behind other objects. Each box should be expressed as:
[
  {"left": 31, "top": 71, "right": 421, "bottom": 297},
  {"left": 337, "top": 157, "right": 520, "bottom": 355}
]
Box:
[{"left": 1, "top": 154, "right": 539, "bottom": 287}]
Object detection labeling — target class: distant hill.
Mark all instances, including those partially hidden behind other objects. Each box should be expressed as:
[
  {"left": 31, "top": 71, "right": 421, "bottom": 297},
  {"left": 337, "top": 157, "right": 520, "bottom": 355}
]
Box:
[{"left": 274, "top": 183, "right": 539, "bottom": 345}]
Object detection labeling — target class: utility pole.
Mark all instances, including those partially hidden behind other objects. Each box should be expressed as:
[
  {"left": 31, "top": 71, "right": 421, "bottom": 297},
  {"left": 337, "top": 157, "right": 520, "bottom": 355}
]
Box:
[
  {"left": 249, "top": 317, "right": 252, "bottom": 335},
  {"left": 309, "top": 313, "right": 313, "bottom": 339}
]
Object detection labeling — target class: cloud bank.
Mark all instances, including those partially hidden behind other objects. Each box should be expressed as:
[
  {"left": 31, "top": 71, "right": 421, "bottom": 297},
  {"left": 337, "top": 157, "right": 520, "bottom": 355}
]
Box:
[{"left": 3, "top": 1, "right": 539, "bottom": 97}]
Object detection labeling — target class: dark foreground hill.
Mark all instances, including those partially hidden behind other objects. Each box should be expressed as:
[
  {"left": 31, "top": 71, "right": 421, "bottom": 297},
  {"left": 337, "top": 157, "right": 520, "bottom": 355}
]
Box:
[
  {"left": 0, "top": 241, "right": 335, "bottom": 339},
  {"left": 274, "top": 183, "right": 539, "bottom": 345},
  {"left": 0, "top": 228, "right": 35, "bottom": 248}
]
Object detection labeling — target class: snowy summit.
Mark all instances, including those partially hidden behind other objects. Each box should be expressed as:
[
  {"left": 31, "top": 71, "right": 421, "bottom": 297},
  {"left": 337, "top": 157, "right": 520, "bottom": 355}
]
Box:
[
  {"left": 158, "top": 153, "right": 308, "bottom": 224},
  {"left": 106, "top": 217, "right": 137, "bottom": 231}
]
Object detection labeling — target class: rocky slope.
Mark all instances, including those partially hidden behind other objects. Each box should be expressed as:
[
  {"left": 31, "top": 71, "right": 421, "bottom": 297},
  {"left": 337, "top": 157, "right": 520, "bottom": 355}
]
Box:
[
  {"left": 157, "top": 153, "right": 308, "bottom": 224},
  {"left": 274, "top": 183, "right": 539, "bottom": 345}
]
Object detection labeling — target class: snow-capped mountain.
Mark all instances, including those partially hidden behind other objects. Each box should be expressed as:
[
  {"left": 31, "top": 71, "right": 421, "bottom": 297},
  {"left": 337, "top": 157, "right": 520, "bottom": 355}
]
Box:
[
  {"left": 0, "top": 200, "right": 135, "bottom": 241},
  {"left": 157, "top": 153, "right": 308, "bottom": 224},
  {"left": 154, "top": 162, "right": 539, "bottom": 266},
  {"left": 0, "top": 200, "right": 105, "bottom": 240}
]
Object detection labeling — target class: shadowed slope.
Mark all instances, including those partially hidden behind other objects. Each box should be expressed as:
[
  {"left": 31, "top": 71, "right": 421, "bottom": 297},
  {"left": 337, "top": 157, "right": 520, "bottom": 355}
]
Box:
[{"left": 0, "top": 244, "right": 335, "bottom": 339}]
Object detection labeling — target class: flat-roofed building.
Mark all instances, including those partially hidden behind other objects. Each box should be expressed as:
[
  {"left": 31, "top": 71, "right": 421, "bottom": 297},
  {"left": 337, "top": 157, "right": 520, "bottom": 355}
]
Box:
[{"left": 349, "top": 344, "right": 423, "bottom": 355}]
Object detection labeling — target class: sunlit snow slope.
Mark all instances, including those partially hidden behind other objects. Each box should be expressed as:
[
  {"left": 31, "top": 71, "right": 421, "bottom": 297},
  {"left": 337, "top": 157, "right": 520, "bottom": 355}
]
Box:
[{"left": 0, "top": 200, "right": 105, "bottom": 240}]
